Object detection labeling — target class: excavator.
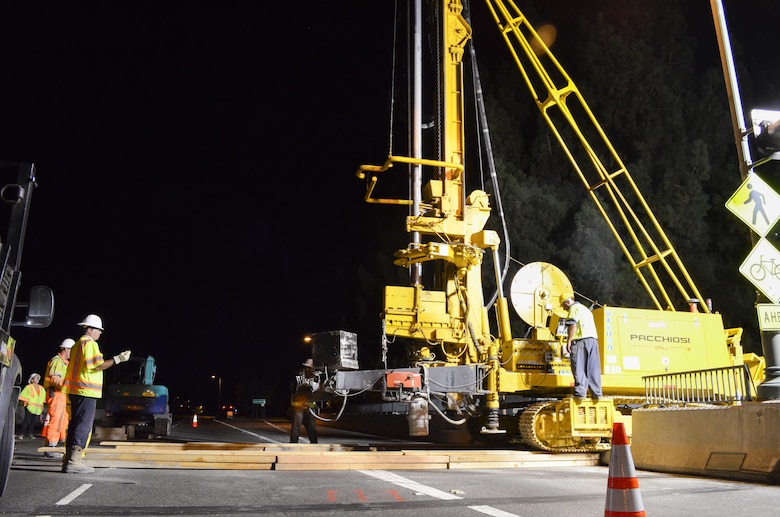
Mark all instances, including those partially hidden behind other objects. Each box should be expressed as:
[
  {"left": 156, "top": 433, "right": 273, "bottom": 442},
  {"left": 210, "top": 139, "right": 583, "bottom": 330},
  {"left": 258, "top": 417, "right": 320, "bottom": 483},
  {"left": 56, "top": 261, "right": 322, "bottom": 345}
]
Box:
[
  {"left": 98, "top": 356, "right": 172, "bottom": 439},
  {"left": 313, "top": 0, "right": 766, "bottom": 452}
]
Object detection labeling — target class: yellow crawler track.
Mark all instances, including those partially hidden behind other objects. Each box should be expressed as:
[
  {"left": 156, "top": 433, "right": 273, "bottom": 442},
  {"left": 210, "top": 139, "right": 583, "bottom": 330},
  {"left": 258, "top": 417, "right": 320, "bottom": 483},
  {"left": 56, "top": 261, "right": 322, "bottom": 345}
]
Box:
[{"left": 518, "top": 399, "right": 619, "bottom": 453}]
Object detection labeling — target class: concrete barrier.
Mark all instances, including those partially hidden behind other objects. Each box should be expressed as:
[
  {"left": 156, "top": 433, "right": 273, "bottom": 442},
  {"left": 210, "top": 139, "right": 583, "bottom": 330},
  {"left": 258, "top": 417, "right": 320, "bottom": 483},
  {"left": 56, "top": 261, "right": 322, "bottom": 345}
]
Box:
[{"left": 631, "top": 401, "right": 780, "bottom": 484}]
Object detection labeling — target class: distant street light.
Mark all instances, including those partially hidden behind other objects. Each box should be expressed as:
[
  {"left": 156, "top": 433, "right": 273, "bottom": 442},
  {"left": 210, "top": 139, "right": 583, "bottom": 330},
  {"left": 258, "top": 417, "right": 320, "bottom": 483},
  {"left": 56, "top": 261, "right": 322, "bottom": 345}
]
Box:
[{"left": 210, "top": 375, "right": 222, "bottom": 414}]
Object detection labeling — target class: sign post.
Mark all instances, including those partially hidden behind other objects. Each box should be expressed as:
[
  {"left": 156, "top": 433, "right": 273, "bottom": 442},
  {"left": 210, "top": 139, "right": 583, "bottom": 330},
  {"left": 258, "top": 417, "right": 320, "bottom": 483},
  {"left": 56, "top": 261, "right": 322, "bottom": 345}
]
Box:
[
  {"left": 727, "top": 173, "right": 780, "bottom": 399},
  {"left": 252, "top": 398, "right": 266, "bottom": 418}
]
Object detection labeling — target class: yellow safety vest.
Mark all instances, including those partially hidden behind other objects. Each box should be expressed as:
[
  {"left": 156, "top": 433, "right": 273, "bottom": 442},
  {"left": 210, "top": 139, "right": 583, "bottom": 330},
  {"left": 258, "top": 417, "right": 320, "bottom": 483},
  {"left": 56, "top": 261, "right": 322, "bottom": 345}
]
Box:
[
  {"left": 62, "top": 335, "right": 104, "bottom": 398},
  {"left": 567, "top": 302, "right": 598, "bottom": 340},
  {"left": 19, "top": 383, "right": 46, "bottom": 415},
  {"left": 44, "top": 354, "right": 68, "bottom": 391}
]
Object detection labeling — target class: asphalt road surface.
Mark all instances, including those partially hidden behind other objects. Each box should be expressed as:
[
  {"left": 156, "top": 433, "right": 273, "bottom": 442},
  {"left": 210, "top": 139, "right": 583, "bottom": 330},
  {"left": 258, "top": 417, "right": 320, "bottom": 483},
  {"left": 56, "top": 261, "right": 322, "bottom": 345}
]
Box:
[{"left": 4, "top": 417, "right": 779, "bottom": 516}]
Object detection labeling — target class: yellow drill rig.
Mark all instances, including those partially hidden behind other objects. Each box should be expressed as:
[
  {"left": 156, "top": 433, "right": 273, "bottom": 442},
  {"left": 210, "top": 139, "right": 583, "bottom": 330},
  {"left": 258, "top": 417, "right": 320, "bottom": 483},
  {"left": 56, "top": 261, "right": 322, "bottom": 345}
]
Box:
[{"left": 315, "top": 0, "right": 765, "bottom": 452}]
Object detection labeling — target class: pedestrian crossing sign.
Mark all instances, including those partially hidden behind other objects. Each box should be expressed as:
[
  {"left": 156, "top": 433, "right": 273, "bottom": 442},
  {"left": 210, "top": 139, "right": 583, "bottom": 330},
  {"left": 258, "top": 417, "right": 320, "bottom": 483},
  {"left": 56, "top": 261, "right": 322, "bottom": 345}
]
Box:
[{"left": 725, "top": 174, "right": 780, "bottom": 237}]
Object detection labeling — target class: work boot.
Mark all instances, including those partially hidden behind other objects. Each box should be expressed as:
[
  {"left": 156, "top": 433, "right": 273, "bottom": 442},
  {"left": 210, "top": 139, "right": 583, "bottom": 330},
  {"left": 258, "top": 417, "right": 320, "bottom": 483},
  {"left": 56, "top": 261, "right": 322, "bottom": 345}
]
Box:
[
  {"left": 43, "top": 443, "right": 63, "bottom": 459},
  {"left": 43, "top": 443, "right": 62, "bottom": 459},
  {"left": 62, "top": 446, "right": 94, "bottom": 474}
]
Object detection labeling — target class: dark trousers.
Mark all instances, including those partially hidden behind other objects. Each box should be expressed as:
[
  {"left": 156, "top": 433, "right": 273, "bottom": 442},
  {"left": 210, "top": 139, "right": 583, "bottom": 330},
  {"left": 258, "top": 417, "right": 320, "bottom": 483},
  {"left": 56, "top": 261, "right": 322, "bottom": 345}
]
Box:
[
  {"left": 570, "top": 337, "right": 603, "bottom": 398},
  {"left": 19, "top": 407, "right": 38, "bottom": 436},
  {"left": 67, "top": 395, "right": 96, "bottom": 449},
  {"left": 289, "top": 407, "right": 318, "bottom": 443}
]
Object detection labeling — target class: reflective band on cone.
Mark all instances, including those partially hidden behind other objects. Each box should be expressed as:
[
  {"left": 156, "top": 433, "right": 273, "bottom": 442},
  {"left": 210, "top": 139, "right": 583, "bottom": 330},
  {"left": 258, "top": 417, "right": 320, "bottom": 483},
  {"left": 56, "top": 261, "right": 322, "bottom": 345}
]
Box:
[
  {"left": 192, "top": 414, "right": 198, "bottom": 428},
  {"left": 605, "top": 422, "right": 645, "bottom": 517}
]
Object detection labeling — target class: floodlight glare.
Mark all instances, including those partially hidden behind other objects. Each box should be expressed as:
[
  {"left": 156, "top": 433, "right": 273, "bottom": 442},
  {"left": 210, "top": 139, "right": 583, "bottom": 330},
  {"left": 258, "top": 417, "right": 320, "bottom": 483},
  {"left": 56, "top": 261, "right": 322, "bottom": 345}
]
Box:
[{"left": 751, "top": 108, "right": 780, "bottom": 159}]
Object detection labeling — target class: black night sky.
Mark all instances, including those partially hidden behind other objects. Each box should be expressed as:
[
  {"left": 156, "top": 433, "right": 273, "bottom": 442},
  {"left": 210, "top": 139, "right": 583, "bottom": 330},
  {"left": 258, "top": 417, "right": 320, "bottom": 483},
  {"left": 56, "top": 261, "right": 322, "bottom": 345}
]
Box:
[{"left": 0, "top": 1, "right": 776, "bottom": 415}]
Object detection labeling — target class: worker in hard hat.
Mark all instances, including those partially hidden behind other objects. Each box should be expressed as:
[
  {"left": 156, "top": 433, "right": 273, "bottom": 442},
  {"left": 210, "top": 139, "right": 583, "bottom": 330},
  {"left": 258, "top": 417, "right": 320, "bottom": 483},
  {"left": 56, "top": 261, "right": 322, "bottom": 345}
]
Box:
[
  {"left": 289, "top": 358, "right": 320, "bottom": 444},
  {"left": 61, "top": 314, "right": 131, "bottom": 474},
  {"left": 18, "top": 373, "right": 45, "bottom": 439},
  {"left": 560, "top": 293, "right": 602, "bottom": 400},
  {"left": 42, "top": 338, "right": 75, "bottom": 458}
]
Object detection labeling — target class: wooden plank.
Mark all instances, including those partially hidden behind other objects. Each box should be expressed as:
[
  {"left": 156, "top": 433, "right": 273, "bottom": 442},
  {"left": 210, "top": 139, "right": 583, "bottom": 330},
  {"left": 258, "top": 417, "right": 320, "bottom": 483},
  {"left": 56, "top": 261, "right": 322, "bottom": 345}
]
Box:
[
  {"left": 43, "top": 441, "right": 604, "bottom": 471},
  {"left": 86, "top": 460, "right": 273, "bottom": 470},
  {"left": 445, "top": 452, "right": 598, "bottom": 463},
  {"left": 449, "top": 458, "right": 600, "bottom": 469},
  {"left": 98, "top": 442, "right": 356, "bottom": 452},
  {"left": 276, "top": 453, "right": 450, "bottom": 464},
  {"left": 86, "top": 448, "right": 277, "bottom": 457},
  {"left": 276, "top": 451, "right": 407, "bottom": 457},
  {"left": 274, "top": 462, "right": 447, "bottom": 471},
  {"left": 85, "top": 452, "right": 277, "bottom": 463},
  {"left": 100, "top": 442, "right": 270, "bottom": 450}
]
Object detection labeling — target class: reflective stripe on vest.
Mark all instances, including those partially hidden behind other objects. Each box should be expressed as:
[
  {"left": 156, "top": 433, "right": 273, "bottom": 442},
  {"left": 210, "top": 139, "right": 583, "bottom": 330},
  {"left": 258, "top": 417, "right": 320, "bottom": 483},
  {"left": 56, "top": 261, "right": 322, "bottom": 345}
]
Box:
[
  {"left": 63, "top": 335, "right": 104, "bottom": 398},
  {"left": 19, "top": 384, "right": 46, "bottom": 415},
  {"left": 44, "top": 355, "right": 68, "bottom": 391}
]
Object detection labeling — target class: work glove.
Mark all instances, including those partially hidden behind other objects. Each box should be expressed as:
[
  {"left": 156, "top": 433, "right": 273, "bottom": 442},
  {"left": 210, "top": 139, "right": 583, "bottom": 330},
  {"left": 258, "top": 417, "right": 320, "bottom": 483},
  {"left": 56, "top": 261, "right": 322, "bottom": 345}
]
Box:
[{"left": 113, "top": 350, "right": 131, "bottom": 364}]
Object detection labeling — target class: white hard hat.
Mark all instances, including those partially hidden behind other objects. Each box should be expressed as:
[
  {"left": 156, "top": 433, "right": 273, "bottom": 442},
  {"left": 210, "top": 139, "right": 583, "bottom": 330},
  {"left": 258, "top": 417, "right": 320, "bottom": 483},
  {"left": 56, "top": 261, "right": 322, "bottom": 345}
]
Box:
[
  {"left": 78, "top": 314, "right": 104, "bottom": 330},
  {"left": 28, "top": 373, "right": 40, "bottom": 384},
  {"left": 302, "top": 359, "right": 314, "bottom": 368},
  {"left": 60, "top": 338, "right": 75, "bottom": 349}
]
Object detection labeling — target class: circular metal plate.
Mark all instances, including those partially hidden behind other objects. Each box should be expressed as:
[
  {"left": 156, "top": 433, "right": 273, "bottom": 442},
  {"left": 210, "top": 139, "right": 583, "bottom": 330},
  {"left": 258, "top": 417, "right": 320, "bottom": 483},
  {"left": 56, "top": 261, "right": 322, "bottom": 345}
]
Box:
[{"left": 509, "top": 262, "right": 572, "bottom": 326}]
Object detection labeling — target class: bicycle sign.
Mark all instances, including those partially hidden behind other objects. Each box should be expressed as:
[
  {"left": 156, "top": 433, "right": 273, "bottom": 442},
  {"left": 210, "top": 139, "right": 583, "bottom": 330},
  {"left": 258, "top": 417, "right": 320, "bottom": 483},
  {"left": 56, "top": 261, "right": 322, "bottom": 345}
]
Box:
[
  {"left": 740, "top": 237, "right": 780, "bottom": 303},
  {"left": 749, "top": 256, "right": 780, "bottom": 282}
]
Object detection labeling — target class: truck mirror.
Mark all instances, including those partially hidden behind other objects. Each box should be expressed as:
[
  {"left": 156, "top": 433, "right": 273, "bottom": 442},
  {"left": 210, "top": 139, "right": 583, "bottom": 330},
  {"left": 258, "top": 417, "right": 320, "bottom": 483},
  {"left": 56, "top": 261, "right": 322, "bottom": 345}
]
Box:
[
  {"left": 23, "top": 285, "right": 54, "bottom": 328},
  {"left": 0, "top": 183, "right": 24, "bottom": 204}
]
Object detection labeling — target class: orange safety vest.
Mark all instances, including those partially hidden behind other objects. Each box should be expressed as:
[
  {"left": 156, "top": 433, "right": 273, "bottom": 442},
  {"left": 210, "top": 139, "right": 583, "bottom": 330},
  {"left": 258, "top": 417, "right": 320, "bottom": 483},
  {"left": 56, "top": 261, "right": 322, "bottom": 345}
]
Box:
[{"left": 62, "top": 335, "right": 105, "bottom": 398}]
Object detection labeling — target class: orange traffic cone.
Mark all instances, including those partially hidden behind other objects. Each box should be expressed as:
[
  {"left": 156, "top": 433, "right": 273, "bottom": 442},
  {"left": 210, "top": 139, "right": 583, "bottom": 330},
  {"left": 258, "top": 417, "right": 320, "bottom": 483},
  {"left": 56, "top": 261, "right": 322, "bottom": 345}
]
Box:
[
  {"left": 41, "top": 412, "right": 50, "bottom": 438},
  {"left": 605, "top": 422, "right": 645, "bottom": 517},
  {"left": 191, "top": 414, "right": 198, "bottom": 428}
]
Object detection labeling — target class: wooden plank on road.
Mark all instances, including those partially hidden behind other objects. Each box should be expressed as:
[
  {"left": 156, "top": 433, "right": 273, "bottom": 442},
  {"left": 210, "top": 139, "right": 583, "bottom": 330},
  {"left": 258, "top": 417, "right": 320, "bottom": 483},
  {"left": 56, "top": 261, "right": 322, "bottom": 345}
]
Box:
[
  {"left": 275, "top": 462, "right": 448, "bottom": 471},
  {"left": 276, "top": 452, "right": 450, "bottom": 464},
  {"left": 40, "top": 442, "right": 600, "bottom": 471},
  {"left": 86, "top": 459, "right": 275, "bottom": 470}
]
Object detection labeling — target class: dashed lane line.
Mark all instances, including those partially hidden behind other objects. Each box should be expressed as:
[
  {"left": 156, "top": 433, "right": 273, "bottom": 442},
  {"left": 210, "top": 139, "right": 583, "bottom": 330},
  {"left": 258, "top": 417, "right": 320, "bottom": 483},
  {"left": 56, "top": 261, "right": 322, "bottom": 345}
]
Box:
[
  {"left": 468, "top": 505, "right": 521, "bottom": 517},
  {"left": 55, "top": 483, "right": 93, "bottom": 506},
  {"left": 358, "top": 470, "right": 520, "bottom": 517},
  {"left": 214, "top": 419, "right": 286, "bottom": 443},
  {"left": 358, "top": 469, "right": 462, "bottom": 500}
]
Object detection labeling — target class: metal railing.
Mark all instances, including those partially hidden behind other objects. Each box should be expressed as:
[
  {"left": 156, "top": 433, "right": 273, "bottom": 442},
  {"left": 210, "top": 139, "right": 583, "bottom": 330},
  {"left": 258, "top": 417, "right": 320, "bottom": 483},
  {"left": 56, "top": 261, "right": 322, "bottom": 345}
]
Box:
[{"left": 643, "top": 365, "right": 754, "bottom": 405}]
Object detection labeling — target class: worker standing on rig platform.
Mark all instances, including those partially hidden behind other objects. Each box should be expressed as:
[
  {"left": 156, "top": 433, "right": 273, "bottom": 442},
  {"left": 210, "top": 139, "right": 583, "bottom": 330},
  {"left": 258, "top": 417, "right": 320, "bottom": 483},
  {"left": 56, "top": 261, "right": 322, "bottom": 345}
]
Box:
[
  {"left": 561, "top": 293, "right": 602, "bottom": 400},
  {"left": 42, "top": 338, "right": 75, "bottom": 458},
  {"left": 289, "top": 358, "right": 319, "bottom": 444},
  {"left": 61, "top": 314, "right": 131, "bottom": 474}
]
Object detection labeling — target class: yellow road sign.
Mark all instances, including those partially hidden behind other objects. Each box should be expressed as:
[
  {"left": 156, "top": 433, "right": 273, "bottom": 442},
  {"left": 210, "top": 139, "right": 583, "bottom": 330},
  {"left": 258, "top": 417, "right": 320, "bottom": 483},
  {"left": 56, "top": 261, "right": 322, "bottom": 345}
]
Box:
[
  {"left": 740, "top": 238, "right": 780, "bottom": 303},
  {"left": 725, "top": 174, "right": 780, "bottom": 236},
  {"left": 756, "top": 303, "right": 780, "bottom": 331}
]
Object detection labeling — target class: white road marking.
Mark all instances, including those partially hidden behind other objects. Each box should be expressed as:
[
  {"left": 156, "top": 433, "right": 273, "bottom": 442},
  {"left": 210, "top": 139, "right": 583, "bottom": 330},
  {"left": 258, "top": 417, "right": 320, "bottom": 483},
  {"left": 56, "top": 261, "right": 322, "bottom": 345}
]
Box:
[
  {"left": 55, "top": 483, "right": 93, "bottom": 506},
  {"left": 468, "top": 505, "right": 520, "bottom": 517},
  {"left": 358, "top": 470, "right": 462, "bottom": 500},
  {"left": 358, "top": 470, "right": 520, "bottom": 516},
  {"left": 215, "top": 419, "right": 284, "bottom": 443}
]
